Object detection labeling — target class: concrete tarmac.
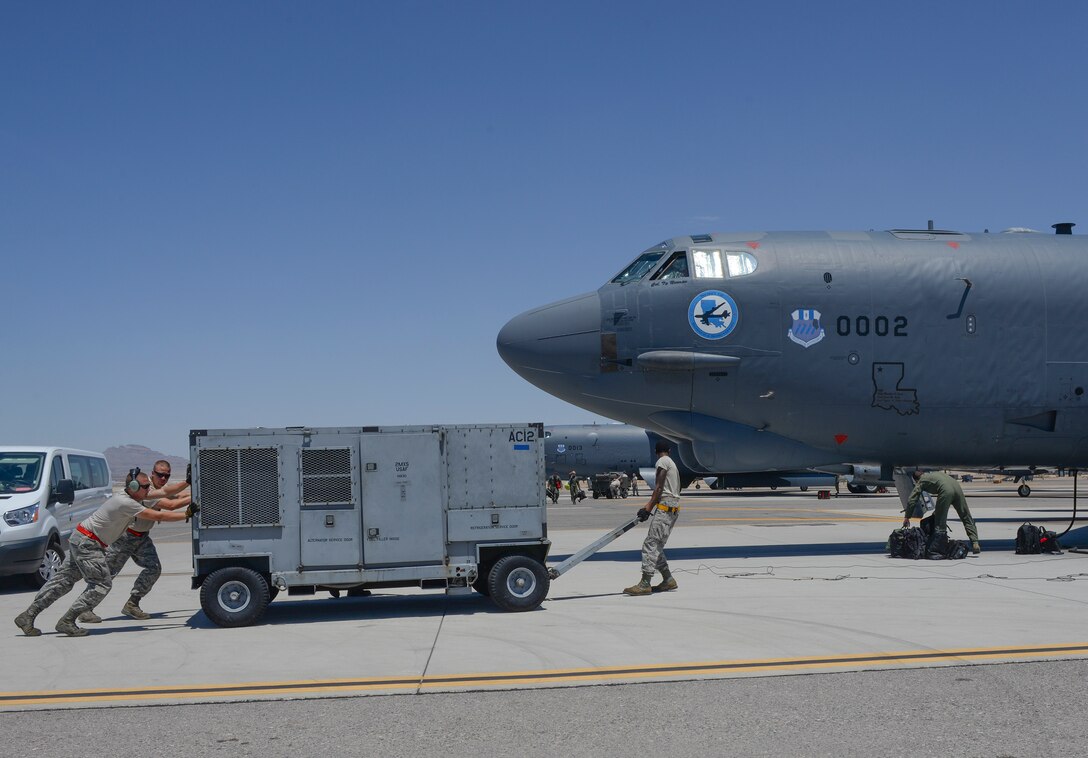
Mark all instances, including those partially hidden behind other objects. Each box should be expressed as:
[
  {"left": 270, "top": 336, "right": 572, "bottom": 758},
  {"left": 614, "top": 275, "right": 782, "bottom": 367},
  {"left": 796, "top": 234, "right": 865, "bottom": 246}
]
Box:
[{"left": 3, "top": 477, "right": 1088, "bottom": 756}]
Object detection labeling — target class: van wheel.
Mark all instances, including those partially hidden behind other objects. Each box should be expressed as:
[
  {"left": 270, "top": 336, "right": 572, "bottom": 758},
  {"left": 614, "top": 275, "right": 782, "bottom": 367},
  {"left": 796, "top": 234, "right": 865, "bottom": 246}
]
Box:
[
  {"left": 26, "top": 538, "right": 64, "bottom": 589},
  {"left": 200, "top": 568, "right": 269, "bottom": 627},
  {"left": 488, "top": 556, "right": 549, "bottom": 612}
]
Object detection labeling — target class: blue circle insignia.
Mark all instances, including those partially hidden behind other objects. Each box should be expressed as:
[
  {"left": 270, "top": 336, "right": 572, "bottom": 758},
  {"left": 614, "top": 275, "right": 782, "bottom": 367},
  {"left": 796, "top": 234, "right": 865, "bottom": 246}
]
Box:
[{"left": 688, "top": 290, "right": 739, "bottom": 340}]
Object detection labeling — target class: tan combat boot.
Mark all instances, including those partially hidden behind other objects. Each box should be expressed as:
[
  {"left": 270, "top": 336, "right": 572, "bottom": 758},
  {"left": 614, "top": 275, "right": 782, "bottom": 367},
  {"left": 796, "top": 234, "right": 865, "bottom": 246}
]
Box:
[
  {"left": 971, "top": 542, "right": 981, "bottom": 554},
  {"left": 78, "top": 611, "right": 102, "bottom": 624},
  {"left": 623, "top": 574, "right": 653, "bottom": 596},
  {"left": 14, "top": 610, "right": 41, "bottom": 637},
  {"left": 55, "top": 612, "right": 88, "bottom": 637},
  {"left": 653, "top": 576, "right": 678, "bottom": 592},
  {"left": 122, "top": 598, "right": 150, "bottom": 620}
]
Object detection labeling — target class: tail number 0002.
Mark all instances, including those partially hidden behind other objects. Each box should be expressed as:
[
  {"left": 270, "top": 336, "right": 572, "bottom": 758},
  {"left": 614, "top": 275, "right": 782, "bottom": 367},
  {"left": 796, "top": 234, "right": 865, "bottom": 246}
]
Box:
[{"left": 836, "top": 315, "right": 907, "bottom": 337}]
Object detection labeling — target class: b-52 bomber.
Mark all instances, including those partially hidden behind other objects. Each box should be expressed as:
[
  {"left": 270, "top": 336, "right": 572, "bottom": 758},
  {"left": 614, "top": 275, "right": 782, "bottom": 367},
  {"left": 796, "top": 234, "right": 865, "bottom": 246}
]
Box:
[{"left": 498, "top": 225, "right": 1087, "bottom": 485}]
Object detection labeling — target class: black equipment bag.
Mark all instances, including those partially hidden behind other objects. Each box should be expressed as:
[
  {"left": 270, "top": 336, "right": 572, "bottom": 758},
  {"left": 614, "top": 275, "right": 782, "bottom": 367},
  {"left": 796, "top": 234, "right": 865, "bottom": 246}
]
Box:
[
  {"left": 1016, "top": 523, "right": 1044, "bottom": 554},
  {"left": 919, "top": 516, "right": 969, "bottom": 560},
  {"left": 1041, "top": 530, "right": 1063, "bottom": 554},
  {"left": 1016, "top": 523, "right": 1063, "bottom": 554},
  {"left": 889, "top": 526, "right": 927, "bottom": 559}
]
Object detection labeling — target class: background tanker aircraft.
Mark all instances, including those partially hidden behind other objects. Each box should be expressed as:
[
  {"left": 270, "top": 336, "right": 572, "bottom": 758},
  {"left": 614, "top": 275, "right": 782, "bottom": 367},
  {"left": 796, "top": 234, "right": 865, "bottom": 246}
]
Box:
[
  {"left": 544, "top": 423, "right": 885, "bottom": 492},
  {"left": 498, "top": 226, "right": 1087, "bottom": 500}
]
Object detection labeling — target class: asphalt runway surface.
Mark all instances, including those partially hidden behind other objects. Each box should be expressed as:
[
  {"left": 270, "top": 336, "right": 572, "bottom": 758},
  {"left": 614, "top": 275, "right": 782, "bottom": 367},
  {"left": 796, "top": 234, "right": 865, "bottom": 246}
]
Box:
[
  {"left": 3, "top": 477, "right": 1088, "bottom": 757},
  {"left": 2, "top": 659, "right": 1086, "bottom": 757}
]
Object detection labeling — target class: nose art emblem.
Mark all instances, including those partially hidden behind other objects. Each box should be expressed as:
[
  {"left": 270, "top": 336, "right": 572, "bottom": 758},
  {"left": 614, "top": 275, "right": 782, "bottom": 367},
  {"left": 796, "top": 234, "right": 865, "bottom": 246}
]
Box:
[{"left": 688, "top": 290, "right": 739, "bottom": 340}]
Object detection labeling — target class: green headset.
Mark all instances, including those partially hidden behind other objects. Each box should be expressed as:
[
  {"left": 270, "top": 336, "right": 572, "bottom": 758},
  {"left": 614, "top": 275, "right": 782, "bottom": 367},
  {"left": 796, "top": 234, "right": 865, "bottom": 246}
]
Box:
[{"left": 126, "top": 467, "right": 143, "bottom": 494}]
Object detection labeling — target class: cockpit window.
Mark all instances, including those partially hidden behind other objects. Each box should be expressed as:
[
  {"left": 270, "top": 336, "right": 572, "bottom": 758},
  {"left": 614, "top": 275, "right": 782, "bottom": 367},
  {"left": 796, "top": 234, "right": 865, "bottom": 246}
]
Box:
[
  {"left": 727, "top": 251, "right": 758, "bottom": 277},
  {"left": 652, "top": 251, "right": 689, "bottom": 280},
  {"left": 692, "top": 248, "right": 758, "bottom": 278},
  {"left": 611, "top": 251, "right": 666, "bottom": 284}
]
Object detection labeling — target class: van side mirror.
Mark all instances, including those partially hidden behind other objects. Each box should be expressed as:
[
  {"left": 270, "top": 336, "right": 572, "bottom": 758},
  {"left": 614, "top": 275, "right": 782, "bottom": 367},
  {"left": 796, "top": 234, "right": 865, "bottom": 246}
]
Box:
[{"left": 51, "top": 479, "right": 75, "bottom": 505}]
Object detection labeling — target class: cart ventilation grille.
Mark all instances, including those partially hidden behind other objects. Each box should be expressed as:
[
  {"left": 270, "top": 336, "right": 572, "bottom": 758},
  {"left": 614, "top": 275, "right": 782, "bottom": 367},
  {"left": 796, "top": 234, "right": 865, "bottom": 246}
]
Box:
[
  {"left": 198, "top": 447, "right": 280, "bottom": 526},
  {"left": 301, "top": 447, "right": 353, "bottom": 505}
]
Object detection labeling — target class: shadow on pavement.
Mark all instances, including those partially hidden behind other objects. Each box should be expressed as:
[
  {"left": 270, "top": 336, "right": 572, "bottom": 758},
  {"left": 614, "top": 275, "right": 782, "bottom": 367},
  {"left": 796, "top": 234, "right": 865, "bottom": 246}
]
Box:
[
  {"left": 186, "top": 591, "right": 506, "bottom": 628},
  {"left": 550, "top": 540, "right": 1020, "bottom": 563}
]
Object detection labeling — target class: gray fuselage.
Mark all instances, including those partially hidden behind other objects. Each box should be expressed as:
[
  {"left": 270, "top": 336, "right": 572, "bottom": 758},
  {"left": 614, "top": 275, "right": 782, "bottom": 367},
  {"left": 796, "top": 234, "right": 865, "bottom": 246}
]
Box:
[{"left": 499, "top": 229, "right": 1088, "bottom": 472}]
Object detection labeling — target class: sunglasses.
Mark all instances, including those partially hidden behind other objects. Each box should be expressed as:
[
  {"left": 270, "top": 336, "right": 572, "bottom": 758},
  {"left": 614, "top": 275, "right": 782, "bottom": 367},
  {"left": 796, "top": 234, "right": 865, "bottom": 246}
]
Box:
[
  {"left": 138, "top": 483, "right": 151, "bottom": 490},
  {"left": 152, "top": 471, "right": 170, "bottom": 479}
]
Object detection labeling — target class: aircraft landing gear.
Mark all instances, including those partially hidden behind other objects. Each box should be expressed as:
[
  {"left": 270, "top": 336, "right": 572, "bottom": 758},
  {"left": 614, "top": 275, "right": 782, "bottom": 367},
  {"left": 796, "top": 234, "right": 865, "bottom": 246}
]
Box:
[{"left": 1018, "top": 483, "right": 1031, "bottom": 497}]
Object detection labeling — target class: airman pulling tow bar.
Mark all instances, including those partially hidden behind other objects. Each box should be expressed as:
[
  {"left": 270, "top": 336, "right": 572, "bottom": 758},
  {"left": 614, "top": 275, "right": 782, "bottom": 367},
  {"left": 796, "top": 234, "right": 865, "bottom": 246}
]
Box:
[{"left": 547, "top": 509, "right": 649, "bottom": 579}]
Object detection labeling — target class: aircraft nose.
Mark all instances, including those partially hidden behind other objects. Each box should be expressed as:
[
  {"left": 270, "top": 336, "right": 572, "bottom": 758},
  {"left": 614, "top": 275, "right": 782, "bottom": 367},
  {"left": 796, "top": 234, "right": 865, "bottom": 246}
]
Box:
[{"left": 497, "top": 291, "right": 602, "bottom": 383}]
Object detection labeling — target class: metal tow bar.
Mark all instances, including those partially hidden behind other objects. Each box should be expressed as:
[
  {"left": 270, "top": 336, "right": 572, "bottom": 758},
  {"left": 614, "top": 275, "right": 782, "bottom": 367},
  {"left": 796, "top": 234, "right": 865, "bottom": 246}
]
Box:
[{"left": 547, "top": 510, "right": 648, "bottom": 580}]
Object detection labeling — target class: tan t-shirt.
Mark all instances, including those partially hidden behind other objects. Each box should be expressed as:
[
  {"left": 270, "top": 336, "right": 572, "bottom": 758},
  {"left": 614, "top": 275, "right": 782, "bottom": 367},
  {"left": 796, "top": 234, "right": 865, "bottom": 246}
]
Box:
[
  {"left": 130, "top": 497, "right": 161, "bottom": 534},
  {"left": 656, "top": 455, "right": 681, "bottom": 505},
  {"left": 80, "top": 492, "right": 146, "bottom": 546}
]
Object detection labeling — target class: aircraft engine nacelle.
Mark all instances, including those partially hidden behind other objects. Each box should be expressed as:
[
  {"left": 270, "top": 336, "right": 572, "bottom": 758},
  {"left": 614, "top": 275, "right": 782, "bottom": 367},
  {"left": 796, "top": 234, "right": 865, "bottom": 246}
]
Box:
[
  {"left": 653, "top": 411, "right": 846, "bottom": 473},
  {"left": 846, "top": 464, "right": 884, "bottom": 484}
]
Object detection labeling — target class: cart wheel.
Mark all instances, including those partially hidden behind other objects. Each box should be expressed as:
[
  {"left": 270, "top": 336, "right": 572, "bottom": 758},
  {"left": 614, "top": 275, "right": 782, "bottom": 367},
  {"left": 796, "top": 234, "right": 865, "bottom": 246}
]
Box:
[
  {"left": 1018, "top": 484, "right": 1031, "bottom": 497},
  {"left": 200, "top": 567, "right": 270, "bottom": 627},
  {"left": 488, "top": 555, "right": 549, "bottom": 612}
]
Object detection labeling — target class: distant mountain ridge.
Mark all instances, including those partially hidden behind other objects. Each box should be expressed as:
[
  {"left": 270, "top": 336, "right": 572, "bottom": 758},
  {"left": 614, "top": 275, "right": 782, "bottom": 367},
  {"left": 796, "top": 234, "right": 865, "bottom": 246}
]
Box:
[{"left": 104, "top": 445, "right": 188, "bottom": 482}]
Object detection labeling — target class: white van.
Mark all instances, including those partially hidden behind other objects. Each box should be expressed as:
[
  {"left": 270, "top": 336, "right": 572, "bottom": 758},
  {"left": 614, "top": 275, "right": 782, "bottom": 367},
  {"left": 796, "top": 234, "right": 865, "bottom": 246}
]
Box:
[{"left": 0, "top": 447, "right": 112, "bottom": 588}]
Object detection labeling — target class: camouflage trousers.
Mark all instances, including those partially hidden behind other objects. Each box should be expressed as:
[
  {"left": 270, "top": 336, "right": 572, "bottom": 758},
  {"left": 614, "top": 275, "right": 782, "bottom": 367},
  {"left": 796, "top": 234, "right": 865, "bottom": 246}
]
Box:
[
  {"left": 104, "top": 531, "right": 162, "bottom": 599},
  {"left": 25, "top": 532, "right": 111, "bottom": 619},
  {"left": 641, "top": 505, "right": 679, "bottom": 576}
]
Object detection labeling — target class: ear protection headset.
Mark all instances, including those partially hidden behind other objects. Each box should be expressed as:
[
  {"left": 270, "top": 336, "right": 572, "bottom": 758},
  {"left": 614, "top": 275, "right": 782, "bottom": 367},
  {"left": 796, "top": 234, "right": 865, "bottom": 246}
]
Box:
[{"left": 126, "top": 467, "right": 142, "bottom": 494}]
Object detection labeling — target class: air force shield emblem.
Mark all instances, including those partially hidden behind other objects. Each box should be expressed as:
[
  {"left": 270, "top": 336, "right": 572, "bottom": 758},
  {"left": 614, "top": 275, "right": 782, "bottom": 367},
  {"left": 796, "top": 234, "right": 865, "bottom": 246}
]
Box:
[{"left": 787, "top": 308, "right": 825, "bottom": 348}]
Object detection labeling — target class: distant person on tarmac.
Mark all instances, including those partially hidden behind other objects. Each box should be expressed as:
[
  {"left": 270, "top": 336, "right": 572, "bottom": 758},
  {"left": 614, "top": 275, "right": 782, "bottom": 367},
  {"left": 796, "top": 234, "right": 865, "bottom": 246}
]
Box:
[
  {"left": 546, "top": 474, "right": 561, "bottom": 504},
  {"left": 568, "top": 471, "right": 585, "bottom": 503},
  {"left": 624, "top": 440, "right": 681, "bottom": 596},
  {"left": 904, "top": 470, "right": 980, "bottom": 555},
  {"left": 14, "top": 469, "right": 195, "bottom": 637},
  {"left": 78, "top": 460, "right": 191, "bottom": 625}
]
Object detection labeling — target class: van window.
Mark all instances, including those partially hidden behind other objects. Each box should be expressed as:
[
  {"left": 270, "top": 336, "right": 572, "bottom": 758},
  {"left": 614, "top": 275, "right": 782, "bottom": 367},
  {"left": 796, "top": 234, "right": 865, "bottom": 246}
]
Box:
[
  {"left": 88, "top": 457, "right": 109, "bottom": 488},
  {"left": 68, "top": 455, "right": 93, "bottom": 490},
  {"left": 0, "top": 452, "right": 46, "bottom": 493}
]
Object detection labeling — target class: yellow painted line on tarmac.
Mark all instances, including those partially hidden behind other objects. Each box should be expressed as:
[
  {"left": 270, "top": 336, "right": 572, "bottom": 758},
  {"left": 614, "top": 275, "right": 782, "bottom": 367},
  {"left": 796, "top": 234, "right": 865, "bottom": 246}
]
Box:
[{"left": 3, "top": 642, "right": 1088, "bottom": 708}]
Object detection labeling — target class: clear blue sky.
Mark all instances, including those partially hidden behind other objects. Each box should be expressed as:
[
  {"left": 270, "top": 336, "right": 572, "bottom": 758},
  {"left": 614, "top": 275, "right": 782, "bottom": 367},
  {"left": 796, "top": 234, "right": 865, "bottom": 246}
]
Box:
[{"left": 3, "top": 1, "right": 1086, "bottom": 457}]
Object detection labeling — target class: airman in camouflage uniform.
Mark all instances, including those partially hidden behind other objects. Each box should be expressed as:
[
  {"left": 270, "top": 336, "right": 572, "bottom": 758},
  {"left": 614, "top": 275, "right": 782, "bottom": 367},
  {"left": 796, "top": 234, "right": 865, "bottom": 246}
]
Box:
[
  {"left": 14, "top": 469, "right": 193, "bottom": 637},
  {"left": 80, "top": 460, "right": 190, "bottom": 623},
  {"left": 624, "top": 440, "right": 681, "bottom": 596}
]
